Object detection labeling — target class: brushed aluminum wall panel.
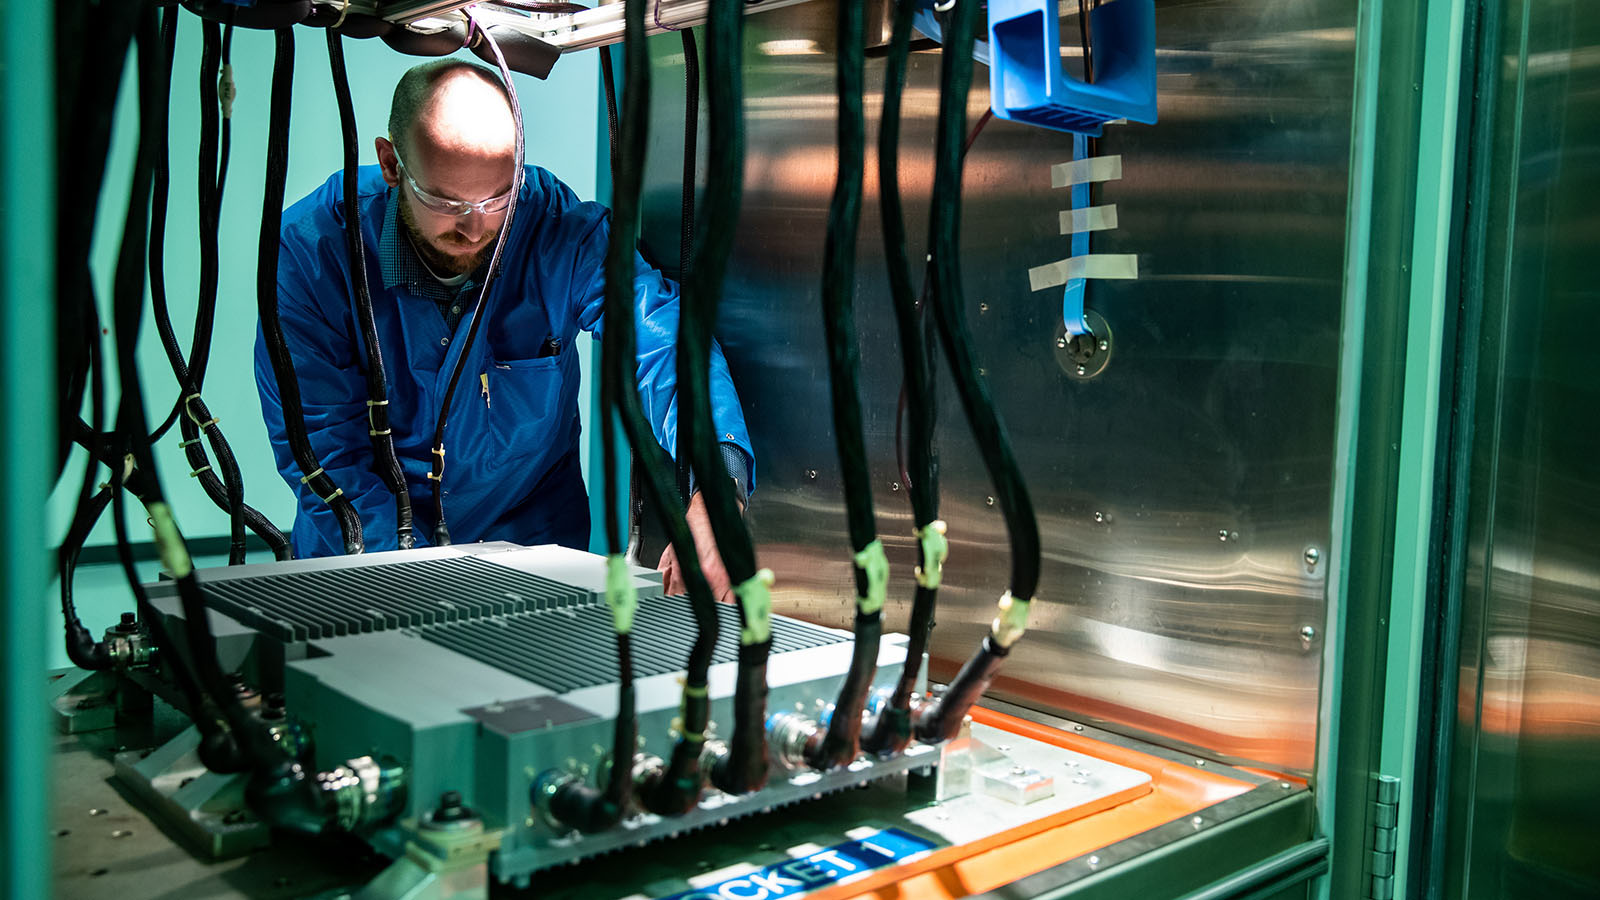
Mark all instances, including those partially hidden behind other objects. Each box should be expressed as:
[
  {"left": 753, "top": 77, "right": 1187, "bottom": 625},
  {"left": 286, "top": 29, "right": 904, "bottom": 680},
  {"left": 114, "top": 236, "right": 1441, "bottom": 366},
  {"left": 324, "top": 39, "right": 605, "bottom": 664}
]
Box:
[{"left": 637, "top": 0, "right": 1358, "bottom": 773}]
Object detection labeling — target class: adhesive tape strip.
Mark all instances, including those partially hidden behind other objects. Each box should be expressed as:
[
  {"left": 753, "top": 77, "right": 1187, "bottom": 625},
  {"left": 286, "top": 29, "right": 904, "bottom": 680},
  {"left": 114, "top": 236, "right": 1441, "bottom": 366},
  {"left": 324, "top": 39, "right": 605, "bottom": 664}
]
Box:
[
  {"left": 1051, "top": 155, "right": 1122, "bottom": 188},
  {"left": 1059, "top": 204, "right": 1119, "bottom": 235},
  {"left": 1028, "top": 254, "right": 1140, "bottom": 291}
]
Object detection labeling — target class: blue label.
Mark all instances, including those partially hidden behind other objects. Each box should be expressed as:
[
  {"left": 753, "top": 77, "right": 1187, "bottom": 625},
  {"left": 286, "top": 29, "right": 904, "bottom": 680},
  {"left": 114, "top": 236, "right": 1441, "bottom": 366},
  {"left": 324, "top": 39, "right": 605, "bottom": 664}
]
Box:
[{"left": 656, "top": 828, "right": 937, "bottom": 900}]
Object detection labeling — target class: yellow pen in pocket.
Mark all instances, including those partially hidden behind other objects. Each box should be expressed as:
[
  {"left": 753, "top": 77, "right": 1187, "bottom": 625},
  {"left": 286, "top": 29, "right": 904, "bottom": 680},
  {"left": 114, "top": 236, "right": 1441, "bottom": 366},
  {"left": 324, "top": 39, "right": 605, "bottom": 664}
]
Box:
[{"left": 480, "top": 373, "right": 491, "bottom": 409}]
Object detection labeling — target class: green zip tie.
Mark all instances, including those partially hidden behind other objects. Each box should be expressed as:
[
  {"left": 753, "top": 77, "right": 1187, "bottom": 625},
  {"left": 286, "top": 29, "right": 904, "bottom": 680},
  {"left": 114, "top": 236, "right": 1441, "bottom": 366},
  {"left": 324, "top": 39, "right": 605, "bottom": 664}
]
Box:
[
  {"left": 604, "top": 554, "right": 639, "bottom": 635},
  {"left": 991, "top": 591, "right": 1032, "bottom": 648},
  {"left": 733, "top": 569, "right": 776, "bottom": 646},
  {"left": 852, "top": 539, "right": 890, "bottom": 615},
  {"left": 147, "top": 502, "right": 193, "bottom": 579},
  {"left": 913, "top": 520, "right": 949, "bottom": 589}
]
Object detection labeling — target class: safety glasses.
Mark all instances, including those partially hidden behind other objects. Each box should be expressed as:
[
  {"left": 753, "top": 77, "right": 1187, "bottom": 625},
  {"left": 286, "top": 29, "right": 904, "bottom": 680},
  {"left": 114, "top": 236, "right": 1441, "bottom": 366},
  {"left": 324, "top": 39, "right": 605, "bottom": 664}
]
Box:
[{"left": 391, "top": 144, "right": 514, "bottom": 218}]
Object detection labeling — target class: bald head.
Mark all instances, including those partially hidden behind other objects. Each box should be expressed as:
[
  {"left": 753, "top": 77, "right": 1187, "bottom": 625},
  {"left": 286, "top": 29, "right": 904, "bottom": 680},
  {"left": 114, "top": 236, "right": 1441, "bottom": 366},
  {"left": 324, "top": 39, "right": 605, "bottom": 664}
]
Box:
[{"left": 387, "top": 60, "right": 515, "bottom": 164}]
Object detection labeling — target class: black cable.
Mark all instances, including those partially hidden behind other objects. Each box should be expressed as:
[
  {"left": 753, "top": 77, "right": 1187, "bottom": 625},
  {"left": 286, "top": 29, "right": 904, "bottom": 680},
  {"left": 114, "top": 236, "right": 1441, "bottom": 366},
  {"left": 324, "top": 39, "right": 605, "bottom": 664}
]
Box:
[
  {"left": 597, "top": 0, "right": 718, "bottom": 818},
  {"left": 256, "top": 28, "right": 366, "bottom": 555},
  {"left": 686, "top": 0, "right": 769, "bottom": 796},
  {"left": 914, "top": 0, "right": 1041, "bottom": 744},
  {"left": 678, "top": 29, "right": 699, "bottom": 278},
  {"left": 673, "top": 28, "right": 701, "bottom": 505},
  {"left": 328, "top": 30, "right": 415, "bottom": 551},
  {"left": 807, "top": 0, "right": 879, "bottom": 771},
  {"left": 426, "top": 12, "right": 528, "bottom": 545},
  {"left": 600, "top": 45, "right": 619, "bottom": 165},
  {"left": 862, "top": 0, "right": 935, "bottom": 758}
]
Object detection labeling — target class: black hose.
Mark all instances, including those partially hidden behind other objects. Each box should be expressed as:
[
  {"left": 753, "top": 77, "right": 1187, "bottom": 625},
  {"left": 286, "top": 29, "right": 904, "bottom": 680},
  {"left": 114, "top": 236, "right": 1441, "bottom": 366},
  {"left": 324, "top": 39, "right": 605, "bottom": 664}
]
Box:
[
  {"left": 328, "top": 30, "right": 415, "bottom": 551},
  {"left": 256, "top": 28, "right": 366, "bottom": 554},
  {"left": 807, "top": 0, "right": 880, "bottom": 771},
  {"left": 684, "top": 0, "right": 768, "bottom": 795},
  {"left": 913, "top": 0, "right": 1041, "bottom": 743},
  {"left": 599, "top": 0, "right": 716, "bottom": 818},
  {"left": 425, "top": 11, "right": 527, "bottom": 546},
  {"left": 673, "top": 28, "right": 700, "bottom": 503},
  {"left": 863, "top": 0, "right": 938, "bottom": 758}
]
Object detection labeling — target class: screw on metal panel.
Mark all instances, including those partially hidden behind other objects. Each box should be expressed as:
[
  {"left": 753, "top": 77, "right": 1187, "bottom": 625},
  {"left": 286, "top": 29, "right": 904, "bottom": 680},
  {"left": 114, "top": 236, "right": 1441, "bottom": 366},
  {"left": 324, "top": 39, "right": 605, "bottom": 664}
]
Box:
[
  {"left": 1191, "top": 816, "right": 1204, "bottom": 828},
  {"left": 111, "top": 830, "right": 132, "bottom": 838},
  {"left": 88, "top": 809, "right": 108, "bottom": 817},
  {"left": 1093, "top": 511, "right": 1104, "bottom": 523},
  {"left": 985, "top": 496, "right": 995, "bottom": 506},
  {"left": 1195, "top": 759, "right": 1207, "bottom": 767},
  {"left": 980, "top": 303, "right": 990, "bottom": 313},
  {"left": 1056, "top": 336, "right": 1068, "bottom": 349},
  {"left": 1304, "top": 546, "right": 1321, "bottom": 566},
  {"left": 1301, "top": 625, "right": 1317, "bottom": 643},
  {"left": 1098, "top": 339, "right": 1109, "bottom": 351},
  {"left": 805, "top": 469, "right": 818, "bottom": 480},
  {"left": 1280, "top": 782, "right": 1293, "bottom": 790},
  {"left": 1074, "top": 724, "right": 1083, "bottom": 732},
  {"left": 1088, "top": 856, "right": 1100, "bottom": 867},
  {"left": 890, "top": 482, "right": 901, "bottom": 492},
  {"left": 525, "top": 816, "right": 536, "bottom": 827}
]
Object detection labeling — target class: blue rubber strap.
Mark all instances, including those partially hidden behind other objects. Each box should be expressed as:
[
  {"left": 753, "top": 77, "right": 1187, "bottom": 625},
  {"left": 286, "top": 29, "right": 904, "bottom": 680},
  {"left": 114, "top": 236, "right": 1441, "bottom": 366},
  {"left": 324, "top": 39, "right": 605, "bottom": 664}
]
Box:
[{"left": 1062, "top": 132, "right": 1090, "bottom": 336}]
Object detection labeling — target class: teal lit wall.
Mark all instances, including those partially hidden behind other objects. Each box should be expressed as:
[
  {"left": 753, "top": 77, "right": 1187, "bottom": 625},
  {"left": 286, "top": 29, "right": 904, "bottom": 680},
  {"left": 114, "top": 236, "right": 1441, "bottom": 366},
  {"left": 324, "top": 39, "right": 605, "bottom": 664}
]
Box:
[{"left": 56, "top": 22, "right": 603, "bottom": 550}]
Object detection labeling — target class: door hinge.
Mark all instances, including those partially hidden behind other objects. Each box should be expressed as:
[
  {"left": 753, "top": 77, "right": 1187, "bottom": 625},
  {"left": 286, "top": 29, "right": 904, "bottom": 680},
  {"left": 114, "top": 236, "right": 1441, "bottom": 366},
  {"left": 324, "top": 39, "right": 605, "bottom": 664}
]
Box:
[{"left": 1367, "top": 773, "right": 1401, "bottom": 899}]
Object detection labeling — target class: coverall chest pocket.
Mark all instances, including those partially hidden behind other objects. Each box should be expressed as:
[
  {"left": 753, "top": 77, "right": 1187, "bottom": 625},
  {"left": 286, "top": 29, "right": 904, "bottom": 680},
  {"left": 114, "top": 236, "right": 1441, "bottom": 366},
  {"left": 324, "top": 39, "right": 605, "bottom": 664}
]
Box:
[{"left": 483, "top": 354, "right": 566, "bottom": 462}]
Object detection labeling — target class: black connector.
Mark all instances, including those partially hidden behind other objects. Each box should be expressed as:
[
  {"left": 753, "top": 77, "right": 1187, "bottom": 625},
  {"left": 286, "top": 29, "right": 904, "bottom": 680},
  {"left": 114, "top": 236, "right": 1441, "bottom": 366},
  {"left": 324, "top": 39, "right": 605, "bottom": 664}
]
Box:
[{"left": 914, "top": 636, "right": 1010, "bottom": 745}]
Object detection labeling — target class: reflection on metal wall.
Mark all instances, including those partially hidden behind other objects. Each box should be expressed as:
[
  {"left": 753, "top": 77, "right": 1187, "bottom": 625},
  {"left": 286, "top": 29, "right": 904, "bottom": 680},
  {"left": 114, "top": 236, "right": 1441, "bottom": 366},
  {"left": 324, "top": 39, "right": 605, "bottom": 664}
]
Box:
[
  {"left": 638, "top": 0, "right": 1358, "bottom": 773},
  {"left": 1445, "top": 1, "right": 1600, "bottom": 896}
]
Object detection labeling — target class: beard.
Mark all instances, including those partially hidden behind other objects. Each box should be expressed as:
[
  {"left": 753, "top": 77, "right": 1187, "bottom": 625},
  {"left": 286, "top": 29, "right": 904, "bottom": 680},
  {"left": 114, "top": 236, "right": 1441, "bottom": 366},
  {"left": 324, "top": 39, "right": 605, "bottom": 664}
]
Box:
[{"left": 399, "top": 198, "right": 497, "bottom": 277}]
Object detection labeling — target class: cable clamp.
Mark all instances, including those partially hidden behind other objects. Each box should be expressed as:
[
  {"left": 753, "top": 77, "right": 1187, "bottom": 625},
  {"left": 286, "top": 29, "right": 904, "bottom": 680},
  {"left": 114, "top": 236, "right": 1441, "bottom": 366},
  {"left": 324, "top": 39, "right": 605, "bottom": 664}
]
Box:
[
  {"left": 990, "top": 591, "right": 1033, "bottom": 649},
  {"left": 299, "top": 466, "right": 326, "bottom": 485},
  {"left": 732, "top": 569, "right": 776, "bottom": 646},
  {"left": 913, "top": 520, "right": 950, "bottom": 589},
  {"left": 188, "top": 465, "right": 213, "bottom": 478},
  {"left": 852, "top": 539, "right": 890, "bottom": 615}
]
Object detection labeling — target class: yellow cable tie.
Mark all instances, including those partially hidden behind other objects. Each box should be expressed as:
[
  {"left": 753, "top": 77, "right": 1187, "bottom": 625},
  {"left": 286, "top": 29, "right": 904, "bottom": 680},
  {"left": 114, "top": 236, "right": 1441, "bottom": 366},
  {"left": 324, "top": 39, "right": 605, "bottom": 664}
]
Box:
[
  {"left": 299, "top": 466, "right": 325, "bottom": 485},
  {"left": 147, "top": 502, "right": 193, "bottom": 579},
  {"left": 431, "top": 446, "right": 446, "bottom": 457},
  {"left": 852, "top": 539, "right": 890, "bottom": 615},
  {"left": 732, "top": 569, "right": 776, "bottom": 646},
  {"left": 425, "top": 472, "right": 443, "bottom": 482},
  {"left": 197, "top": 416, "right": 219, "bottom": 432},
  {"left": 913, "top": 520, "right": 950, "bottom": 589},
  {"left": 991, "top": 591, "right": 1033, "bottom": 649},
  {"left": 332, "top": 0, "right": 351, "bottom": 29},
  {"left": 682, "top": 685, "right": 709, "bottom": 699},
  {"left": 604, "top": 554, "right": 639, "bottom": 635},
  {"left": 177, "top": 438, "right": 201, "bottom": 449},
  {"left": 319, "top": 488, "right": 345, "bottom": 505},
  {"left": 366, "top": 399, "right": 390, "bottom": 407},
  {"left": 368, "top": 428, "right": 392, "bottom": 436},
  {"left": 188, "top": 465, "right": 213, "bottom": 478}
]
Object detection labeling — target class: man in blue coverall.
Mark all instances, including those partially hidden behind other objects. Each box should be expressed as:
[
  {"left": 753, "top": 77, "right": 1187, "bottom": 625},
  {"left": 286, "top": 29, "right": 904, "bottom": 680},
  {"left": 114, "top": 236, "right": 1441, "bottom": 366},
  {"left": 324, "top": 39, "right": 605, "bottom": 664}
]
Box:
[{"left": 255, "top": 59, "right": 750, "bottom": 598}]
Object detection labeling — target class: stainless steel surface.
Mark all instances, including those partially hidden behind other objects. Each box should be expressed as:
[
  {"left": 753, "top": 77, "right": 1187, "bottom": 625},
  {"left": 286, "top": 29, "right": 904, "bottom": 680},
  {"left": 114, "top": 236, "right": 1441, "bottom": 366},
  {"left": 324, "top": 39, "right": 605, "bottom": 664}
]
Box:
[
  {"left": 638, "top": 0, "right": 1358, "bottom": 772},
  {"left": 1443, "top": 1, "right": 1600, "bottom": 896}
]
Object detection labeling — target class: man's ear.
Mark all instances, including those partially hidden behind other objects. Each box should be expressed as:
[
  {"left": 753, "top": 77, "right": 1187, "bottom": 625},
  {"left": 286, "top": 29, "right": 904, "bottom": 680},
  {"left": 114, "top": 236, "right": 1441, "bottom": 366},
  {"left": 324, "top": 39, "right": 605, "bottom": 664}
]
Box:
[{"left": 375, "top": 136, "right": 401, "bottom": 188}]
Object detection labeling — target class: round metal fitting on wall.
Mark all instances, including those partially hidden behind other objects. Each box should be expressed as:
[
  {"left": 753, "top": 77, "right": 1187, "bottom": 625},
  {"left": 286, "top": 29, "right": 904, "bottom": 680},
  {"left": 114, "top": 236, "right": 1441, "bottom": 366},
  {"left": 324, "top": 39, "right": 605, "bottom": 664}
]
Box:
[{"left": 1054, "top": 309, "right": 1113, "bottom": 381}]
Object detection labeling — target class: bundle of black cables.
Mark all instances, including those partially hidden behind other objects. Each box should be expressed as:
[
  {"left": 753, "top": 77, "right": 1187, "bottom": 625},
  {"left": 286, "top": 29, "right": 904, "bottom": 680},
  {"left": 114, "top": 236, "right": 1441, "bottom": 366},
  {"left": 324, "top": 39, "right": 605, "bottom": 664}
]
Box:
[
  {"left": 805, "top": 0, "right": 886, "bottom": 772},
  {"left": 676, "top": 0, "right": 773, "bottom": 798},
  {"left": 863, "top": 0, "right": 946, "bottom": 757},
  {"left": 913, "top": 0, "right": 1043, "bottom": 744}
]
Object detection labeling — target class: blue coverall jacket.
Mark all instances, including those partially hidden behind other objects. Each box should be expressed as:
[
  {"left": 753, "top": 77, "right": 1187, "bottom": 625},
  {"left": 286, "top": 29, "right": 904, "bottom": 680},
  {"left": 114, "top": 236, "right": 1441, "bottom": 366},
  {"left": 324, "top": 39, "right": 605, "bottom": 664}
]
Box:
[{"left": 255, "top": 165, "right": 753, "bottom": 558}]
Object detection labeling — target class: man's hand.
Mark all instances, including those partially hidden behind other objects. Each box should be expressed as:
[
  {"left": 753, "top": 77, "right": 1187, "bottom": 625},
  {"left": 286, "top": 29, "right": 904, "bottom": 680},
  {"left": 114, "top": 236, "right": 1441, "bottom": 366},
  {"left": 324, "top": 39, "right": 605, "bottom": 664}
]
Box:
[{"left": 657, "top": 491, "right": 735, "bottom": 604}]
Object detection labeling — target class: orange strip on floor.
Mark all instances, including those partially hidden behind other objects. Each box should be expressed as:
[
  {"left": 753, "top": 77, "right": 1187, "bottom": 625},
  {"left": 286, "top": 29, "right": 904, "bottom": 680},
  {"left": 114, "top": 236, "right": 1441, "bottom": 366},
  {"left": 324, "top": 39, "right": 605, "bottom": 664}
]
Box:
[{"left": 805, "top": 708, "right": 1257, "bottom": 900}]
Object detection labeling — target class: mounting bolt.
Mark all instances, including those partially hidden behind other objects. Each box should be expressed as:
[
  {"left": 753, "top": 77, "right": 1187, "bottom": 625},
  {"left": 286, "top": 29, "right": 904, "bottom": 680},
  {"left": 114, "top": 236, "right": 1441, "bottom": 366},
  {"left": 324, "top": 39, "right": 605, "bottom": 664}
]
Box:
[
  {"left": 1098, "top": 339, "right": 1109, "bottom": 351},
  {"left": 890, "top": 482, "right": 901, "bottom": 492},
  {"left": 1093, "top": 511, "right": 1104, "bottom": 523},
  {"left": 985, "top": 496, "right": 995, "bottom": 507},
  {"left": 805, "top": 469, "right": 818, "bottom": 480},
  {"left": 1300, "top": 625, "right": 1317, "bottom": 645},
  {"left": 1056, "top": 336, "right": 1068, "bottom": 349},
  {"left": 1304, "top": 546, "right": 1321, "bottom": 567}
]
